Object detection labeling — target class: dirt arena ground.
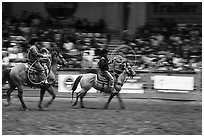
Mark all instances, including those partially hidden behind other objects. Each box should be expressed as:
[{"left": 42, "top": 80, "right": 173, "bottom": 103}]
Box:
[{"left": 2, "top": 96, "right": 202, "bottom": 135}]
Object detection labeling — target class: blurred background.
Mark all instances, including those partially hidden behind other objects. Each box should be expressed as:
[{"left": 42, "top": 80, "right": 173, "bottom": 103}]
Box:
[{"left": 2, "top": 2, "right": 202, "bottom": 72}]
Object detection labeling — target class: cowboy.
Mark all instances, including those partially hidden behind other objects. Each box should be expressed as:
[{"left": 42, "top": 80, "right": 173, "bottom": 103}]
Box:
[
  {"left": 40, "top": 47, "right": 50, "bottom": 76},
  {"left": 111, "top": 54, "right": 135, "bottom": 92},
  {"left": 112, "top": 54, "right": 128, "bottom": 79},
  {"left": 98, "top": 48, "right": 114, "bottom": 92},
  {"left": 27, "top": 38, "right": 49, "bottom": 84},
  {"left": 100, "top": 48, "right": 109, "bottom": 62}
]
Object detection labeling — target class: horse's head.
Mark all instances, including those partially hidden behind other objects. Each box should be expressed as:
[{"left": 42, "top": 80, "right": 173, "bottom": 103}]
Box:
[
  {"left": 50, "top": 49, "right": 68, "bottom": 67},
  {"left": 124, "top": 62, "right": 136, "bottom": 78}
]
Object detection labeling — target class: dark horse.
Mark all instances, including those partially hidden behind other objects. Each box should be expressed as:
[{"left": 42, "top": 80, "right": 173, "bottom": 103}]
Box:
[{"left": 2, "top": 49, "right": 67, "bottom": 111}]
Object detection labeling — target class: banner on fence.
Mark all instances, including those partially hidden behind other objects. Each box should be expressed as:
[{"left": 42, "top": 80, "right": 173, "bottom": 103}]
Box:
[
  {"left": 58, "top": 74, "right": 97, "bottom": 93},
  {"left": 154, "top": 75, "right": 194, "bottom": 91},
  {"left": 58, "top": 74, "right": 144, "bottom": 93},
  {"left": 120, "top": 78, "right": 144, "bottom": 93}
]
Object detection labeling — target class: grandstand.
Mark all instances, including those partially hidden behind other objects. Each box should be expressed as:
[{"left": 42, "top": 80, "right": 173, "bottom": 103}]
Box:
[{"left": 2, "top": 2, "right": 202, "bottom": 94}]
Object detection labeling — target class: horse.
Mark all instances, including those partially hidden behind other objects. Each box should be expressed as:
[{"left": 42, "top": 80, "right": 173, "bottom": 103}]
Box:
[
  {"left": 2, "top": 49, "right": 67, "bottom": 111},
  {"left": 71, "top": 61, "right": 136, "bottom": 109}
]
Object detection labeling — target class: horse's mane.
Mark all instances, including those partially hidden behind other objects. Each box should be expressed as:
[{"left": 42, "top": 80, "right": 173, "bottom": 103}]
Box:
[{"left": 50, "top": 50, "right": 59, "bottom": 65}]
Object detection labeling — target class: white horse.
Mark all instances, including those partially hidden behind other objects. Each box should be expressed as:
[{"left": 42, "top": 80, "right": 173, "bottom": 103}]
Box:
[{"left": 71, "top": 63, "right": 136, "bottom": 109}]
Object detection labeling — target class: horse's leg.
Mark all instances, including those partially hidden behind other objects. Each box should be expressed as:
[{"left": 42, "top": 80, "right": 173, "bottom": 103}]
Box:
[
  {"left": 72, "top": 91, "right": 81, "bottom": 107},
  {"left": 79, "top": 90, "right": 88, "bottom": 108},
  {"left": 116, "top": 93, "right": 125, "bottom": 109},
  {"left": 104, "top": 93, "right": 117, "bottom": 109},
  {"left": 4, "top": 85, "right": 16, "bottom": 107},
  {"left": 38, "top": 87, "right": 46, "bottom": 110},
  {"left": 17, "top": 85, "right": 28, "bottom": 111},
  {"left": 44, "top": 86, "right": 56, "bottom": 108}
]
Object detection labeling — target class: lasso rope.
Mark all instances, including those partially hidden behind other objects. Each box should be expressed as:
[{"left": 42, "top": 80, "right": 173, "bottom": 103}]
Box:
[
  {"left": 110, "top": 45, "right": 137, "bottom": 65},
  {"left": 110, "top": 45, "right": 137, "bottom": 73},
  {"left": 27, "top": 56, "right": 51, "bottom": 85}
]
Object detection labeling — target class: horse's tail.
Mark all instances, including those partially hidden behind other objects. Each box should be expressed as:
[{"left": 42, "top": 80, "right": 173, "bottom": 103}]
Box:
[
  {"left": 2, "top": 67, "right": 11, "bottom": 85},
  {"left": 71, "top": 75, "right": 83, "bottom": 103}
]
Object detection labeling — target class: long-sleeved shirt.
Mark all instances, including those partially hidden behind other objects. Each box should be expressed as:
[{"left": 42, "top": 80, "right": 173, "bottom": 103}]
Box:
[
  {"left": 28, "top": 45, "right": 44, "bottom": 62},
  {"left": 98, "top": 57, "right": 109, "bottom": 71},
  {"left": 112, "top": 55, "right": 127, "bottom": 74}
]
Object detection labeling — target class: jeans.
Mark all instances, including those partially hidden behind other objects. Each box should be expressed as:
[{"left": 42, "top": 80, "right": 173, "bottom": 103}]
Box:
[{"left": 101, "top": 70, "right": 114, "bottom": 88}]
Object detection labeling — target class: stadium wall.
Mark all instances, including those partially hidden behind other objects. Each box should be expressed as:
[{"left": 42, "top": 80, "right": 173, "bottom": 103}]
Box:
[
  {"left": 4, "top": 2, "right": 201, "bottom": 35},
  {"left": 7, "top": 2, "right": 146, "bottom": 31}
]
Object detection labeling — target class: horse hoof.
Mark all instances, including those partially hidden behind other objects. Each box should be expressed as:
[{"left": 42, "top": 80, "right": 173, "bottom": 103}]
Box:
[
  {"left": 40, "top": 107, "right": 49, "bottom": 111},
  {"left": 38, "top": 104, "right": 42, "bottom": 109},
  {"left": 23, "top": 108, "right": 29, "bottom": 111},
  {"left": 104, "top": 106, "right": 108, "bottom": 109},
  {"left": 44, "top": 104, "right": 50, "bottom": 108},
  {"left": 4, "top": 102, "right": 10, "bottom": 107},
  {"left": 38, "top": 107, "right": 43, "bottom": 111},
  {"left": 72, "top": 103, "right": 77, "bottom": 107}
]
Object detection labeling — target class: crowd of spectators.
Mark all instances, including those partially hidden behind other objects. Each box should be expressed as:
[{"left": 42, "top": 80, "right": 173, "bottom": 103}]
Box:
[
  {"left": 120, "top": 18, "right": 202, "bottom": 72},
  {"left": 2, "top": 11, "right": 202, "bottom": 72},
  {"left": 2, "top": 10, "right": 110, "bottom": 68}
]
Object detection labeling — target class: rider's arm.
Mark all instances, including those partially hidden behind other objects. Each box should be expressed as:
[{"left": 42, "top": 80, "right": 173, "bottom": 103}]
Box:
[{"left": 31, "top": 46, "right": 44, "bottom": 58}]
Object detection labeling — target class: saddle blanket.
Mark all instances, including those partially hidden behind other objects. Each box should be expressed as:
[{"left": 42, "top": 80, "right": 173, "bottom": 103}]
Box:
[{"left": 96, "top": 73, "right": 109, "bottom": 85}]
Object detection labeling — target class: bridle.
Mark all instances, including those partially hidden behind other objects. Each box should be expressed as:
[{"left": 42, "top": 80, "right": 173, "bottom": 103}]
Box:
[
  {"left": 51, "top": 51, "right": 67, "bottom": 66},
  {"left": 124, "top": 62, "right": 135, "bottom": 79}
]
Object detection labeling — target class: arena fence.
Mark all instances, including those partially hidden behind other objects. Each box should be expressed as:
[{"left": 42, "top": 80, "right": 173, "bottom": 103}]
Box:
[
  {"left": 2, "top": 68, "right": 201, "bottom": 100},
  {"left": 57, "top": 68, "right": 202, "bottom": 96}
]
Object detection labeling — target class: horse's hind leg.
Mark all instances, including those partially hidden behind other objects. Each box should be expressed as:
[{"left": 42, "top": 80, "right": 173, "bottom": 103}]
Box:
[
  {"left": 72, "top": 89, "right": 87, "bottom": 108},
  {"left": 17, "top": 85, "right": 28, "bottom": 111},
  {"left": 38, "top": 87, "right": 46, "bottom": 109},
  {"left": 116, "top": 93, "right": 125, "bottom": 109},
  {"left": 79, "top": 90, "right": 88, "bottom": 108},
  {"left": 44, "top": 86, "right": 56, "bottom": 108},
  {"left": 4, "top": 85, "right": 16, "bottom": 107},
  {"left": 72, "top": 91, "right": 81, "bottom": 107}
]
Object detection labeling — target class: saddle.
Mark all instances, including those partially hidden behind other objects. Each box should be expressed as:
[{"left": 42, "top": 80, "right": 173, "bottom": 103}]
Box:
[
  {"left": 96, "top": 73, "right": 109, "bottom": 85},
  {"left": 96, "top": 72, "right": 113, "bottom": 93}
]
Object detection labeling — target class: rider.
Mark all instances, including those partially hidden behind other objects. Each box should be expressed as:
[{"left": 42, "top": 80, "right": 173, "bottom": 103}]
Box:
[
  {"left": 98, "top": 48, "right": 114, "bottom": 92},
  {"left": 112, "top": 54, "right": 128, "bottom": 79},
  {"left": 27, "top": 38, "right": 49, "bottom": 84},
  {"left": 40, "top": 47, "right": 50, "bottom": 76},
  {"left": 111, "top": 53, "right": 134, "bottom": 91}
]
